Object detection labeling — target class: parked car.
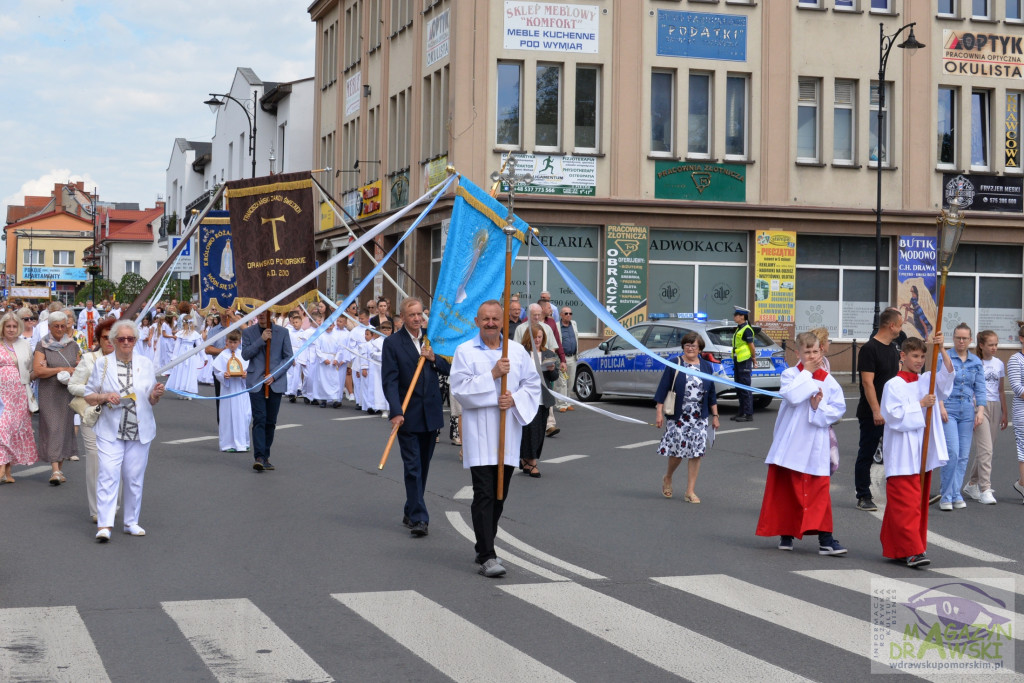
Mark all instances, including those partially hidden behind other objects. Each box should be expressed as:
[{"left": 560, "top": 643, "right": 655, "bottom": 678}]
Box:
[{"left": 574, "top": 314, "right": 785, "bottom": 408}]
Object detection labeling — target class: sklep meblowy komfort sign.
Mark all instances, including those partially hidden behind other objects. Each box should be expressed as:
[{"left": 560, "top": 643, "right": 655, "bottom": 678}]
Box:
[
  {"left": 504, "top": 2, "right": 598, "bottom": 53},
  {"left": 604, "top": 225, "right": 648, "bottom": 336}
]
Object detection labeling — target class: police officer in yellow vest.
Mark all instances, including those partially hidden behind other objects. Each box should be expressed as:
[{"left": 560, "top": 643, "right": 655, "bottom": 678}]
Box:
[{"left": 731, "top": 306, "right": 755, "bottom": 422}]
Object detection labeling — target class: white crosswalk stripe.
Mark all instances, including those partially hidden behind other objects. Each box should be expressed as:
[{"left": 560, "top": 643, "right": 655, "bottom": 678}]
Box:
[
  {"left": 0, "top": 605, "right": 110, "bottom": 682},
  {"left": 161, "top": 598, "right": 333, "bottom": 682},
  {"left": 500, "top": 582, "right": 812, "bottom": 682},
  {"left": 930, "top": 566, "right": 1024, "bottom": 596},
  {"left": 333, "top": 590, "right": 572, "bottom": 682}
]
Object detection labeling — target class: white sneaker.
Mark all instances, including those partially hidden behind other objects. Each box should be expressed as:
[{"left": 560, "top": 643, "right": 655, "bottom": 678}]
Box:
[
  {"left": 123, "top": 524, "right": 146, "bottom": 536},
  {"left": 939, "top": 501, "right": 953, "bottom": 511},
  {"left": 953, "top": 500, "right": 967, "bottom": 509},
  {"left": 979, "top": 490, "right": 997, "bottom": 505},
  {"left": 962, "top": 483, "right": 981, "bottom": 501},
  {"left": 95, "top": 528, "right": 111, "bottom": 542}
]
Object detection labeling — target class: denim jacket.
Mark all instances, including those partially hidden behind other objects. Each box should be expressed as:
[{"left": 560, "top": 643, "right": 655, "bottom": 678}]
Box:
[{"left": 948, "top": 352, "right": 987, "bottom": 406}]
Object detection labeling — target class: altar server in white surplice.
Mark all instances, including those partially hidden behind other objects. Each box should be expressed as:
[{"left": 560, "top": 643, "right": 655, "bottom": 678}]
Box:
[
  {"left": 166, "top": 320, "right": 202, "bottom": 397},
  {"left": 450, "top": 300, "right": 541, "bottom": 578},
  {"left": 285, "top": 312, "right": 306, "bottom": 401},
  {"left": 328, "top": 322, "right": 350, "bottom": 406},
  {"left": 310, "top": 320, "right": 342, "bottom": 407},
  {"left": 365, "top": 323, "right": 388, "bottom": 412},
  {"left": 211, "top": 330, "right": 252, "bottom": 452},
  {"left": 879, "top": 333, "right": 954, "bottom": 568}
]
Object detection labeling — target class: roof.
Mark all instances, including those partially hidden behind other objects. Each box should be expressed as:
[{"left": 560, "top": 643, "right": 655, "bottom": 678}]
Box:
[
  {"left": 95, "top": 206, "right": 162, "bottom": 243},
  {"left": 237, "top": 67, "right": 262, "bottom": 86}
]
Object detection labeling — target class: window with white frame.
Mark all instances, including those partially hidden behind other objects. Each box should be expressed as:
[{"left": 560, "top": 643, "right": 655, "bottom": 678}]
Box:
[
  {"left": 833, "top": 78, "right": 856, "bottom": 164},
  {"left": 536, "top": 63, "right": 561, "bottom": 150},
  {"left": 1007, "top": 91, "right": 1021, "bottom": 171},
  {"left": 725, "top": 74, "right": 748, "bottom": 159},
  {"left": 688, "top": 72, "right": 712, "bottom": 157},
  {"left": 937, "top": 0, "right": 958, "bottom": 16},
  {"left": 797, "top": 0, "right": 821, "bottom": 7},
  {"left": 972, "top": 89, "right": 991, "bottom": 169},
  {"left": 575, "top": 65, "right": 599, "bottom": 151},
  {"left": 938, "top": 87, "right": 957, "bottom": 167},
  {"left": 869, "top": 81, "right": 890, "bottom": 167},
  {"left": 125, "top": 260, "right": 141, "bottom": 275},
  {"left": 53, "top": 250, "right": 74, "bottom": 266},
  {"left": 651, "top": 70, "right": 674, "bottom": 155},
  {"left": 797, "top": 77, "right": 820, "bottom": 162},
  {"left": 23, "top": 249, "right": 44, "bottom": 266},
  {"left": 1009, "top": 0, "right": 1023, "bottom": 21},
  {"left": 972, "top": 0, "right": 990, "bottom": 19},
  {"left": 422, "top": 66, "right": 449, "bottom": 159},
  {"left": 496, "top": 62, "right": 522, "bottom": 147},
  {"left": 389, "top": 88, "right": 411, "bottom": 171},
  {"left": 834, "top": 0, "right": 857, "bottom": 10},
  {"left": 870, "top": 0, "right": 892, "bottom": 12},
  {"left": 941, "top": 244, "right": 1023, "bottom": 344},
  {"left": 320, "top": 131, "right": 335, "bottom": 183},
  {"left": 796, "top": 235, "right": 890, "bottom": 340}
]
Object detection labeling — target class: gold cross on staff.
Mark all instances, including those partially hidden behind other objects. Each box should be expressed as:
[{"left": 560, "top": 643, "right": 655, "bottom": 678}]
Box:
[{"left": 261, "top": 215, "right": 286, "bottom": 252}]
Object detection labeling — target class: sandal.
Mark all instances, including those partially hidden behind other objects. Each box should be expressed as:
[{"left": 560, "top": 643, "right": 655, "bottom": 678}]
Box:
[
  {"left": 524, "top": 463, "right": 541, "bottom": 478},
  {"left": 684, "top": 493, "right": 701, "bottom": 504},
  {"left": 519, "top": 458, "right": 528, "bottom": 473},
  {"left": 662, "top": 477, "right": 673, "bottom": 498}
]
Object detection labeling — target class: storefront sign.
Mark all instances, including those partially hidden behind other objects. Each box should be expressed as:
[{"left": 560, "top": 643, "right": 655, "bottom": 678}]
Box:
[
  {"left": 754, "top": 231, "right": 796, "bottom": 345},
  {"left": 11, "top": 286, "right": 50, "bottom": 298},
  {"left": 359, "top": 180, "right": 383, "bottom": 218},
  {"left": 656, "top": 10, "right": 747, "bottom": 62},
  {"left": 426, "top": 155, "right": 449, "bottom": 188},
  {"left": 503, "top": 2, "right": 599, "bottom": 54},
  {"left": 319, "top": 201, "right": 335, "bottom": 232},
  {"left": 655, "top": 161, "right": 745, "bottom": 202},
  {"left": 345, "top": 72, "right": 361, "bottom": 117},
  {"left": 1007, "top": 93, "right": 1020, "bottom": 169},
  {"left": 896, "top": 236, "right": 937, "bottom": 341},
  {"left": 21, "top": 266, "right": 88, "bottom": 281},
  {"left": 604, "top": 225, "right": 648, "bottom": 336},
  {"left": 943, "top": 173, "right": 1023, "bottom": 213},
  {"left": 500, "top": 153, "right": 596, "bottom": 196},
  {"left": 390, "top": 172, "right": 409, "bottom": 209},
  {"left": 425, "top": 9, "right": 450, "bottom": 66},
  {"left": 942, "top": 30, "right": 1024, "bottom": 79}
]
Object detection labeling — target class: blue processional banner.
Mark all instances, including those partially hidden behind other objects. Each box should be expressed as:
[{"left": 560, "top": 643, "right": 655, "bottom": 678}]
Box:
[
  {"left": 198, "top": 210, "right": 238, "bottom": 313},
  {"left": 429, "top": 177, "right": 529, "bottom": 359}
]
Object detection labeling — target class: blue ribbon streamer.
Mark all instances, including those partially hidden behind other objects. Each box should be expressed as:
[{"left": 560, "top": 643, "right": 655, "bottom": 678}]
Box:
[
  {"left": 536, "top": 241, "right": 781, "bottom": 399},
  {"left": 164, "top": 176, "right": 454, "bottom": 399}
]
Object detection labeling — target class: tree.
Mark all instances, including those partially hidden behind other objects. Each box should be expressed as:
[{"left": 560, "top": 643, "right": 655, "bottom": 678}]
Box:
[
  {"left": 75, "top": 279, "right": 116, "bottom": 304},
  {"left": 117, "top": 272, "right": 147, "bottom": 305}
]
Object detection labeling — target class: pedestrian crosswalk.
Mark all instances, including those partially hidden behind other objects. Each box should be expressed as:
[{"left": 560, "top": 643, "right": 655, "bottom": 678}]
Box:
[{"left": 3, "top": 566, "right": 1022, "bottom": 681}]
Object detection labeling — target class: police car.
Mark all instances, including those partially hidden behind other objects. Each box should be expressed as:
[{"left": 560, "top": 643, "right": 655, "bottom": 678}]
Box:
[{"left": 573, "top": 313, "right": 785, "bottom": 408}]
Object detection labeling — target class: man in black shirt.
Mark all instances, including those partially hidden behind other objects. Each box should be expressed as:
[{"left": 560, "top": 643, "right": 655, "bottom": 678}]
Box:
[{"left": 854, "top": 308, "right": 903, "bottom": 510}]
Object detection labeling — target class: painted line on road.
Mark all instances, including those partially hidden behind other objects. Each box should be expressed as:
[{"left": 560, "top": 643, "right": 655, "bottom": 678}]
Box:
[
  {"left": 334, "top": 590, "right": 571, "bottom": 682},
  {"left": 501, "top": 582, "right": 811, "bottom": 682},
  {"left": 541, "top": 454, "right": 589, "bottom": 464},
  {"left": 444, "top": 511, "right": 566, "bottom": 581},
  {"left": 617, "top": 440, "right": 661, "bottom": 450},
  {"left": 161, "top": 598, "right": 332, "bottom": 682},
  {"left": 495, "top": 529, "right": 606, "bottom": 580},
  {"left": 332, "top": 415, "right": 375, "bottom": 421},
  {"left": 654, "top": 574, "right": 958, "bottom": 682},
  {"left": 0, "top": 606, "right": 110, "bottom": 682},
  {"left": 13, "top": 464, "right": 54, "bottom": 477},
  {"left": 454, "top": 485, "right": 473, "bottom": 500},
  {"left": 929, "top": 566, "right": 1024, "bottom": 596},
  {"left": 714, "top": 427, "right": 758, "bottom": 435},
  {"left": 839, "top": 418, "right": 857, "bottom": 422},
  {"left": 866, "top": 510, "right": 1015, "bottom": 563},
  {"left": 163, "top": 423, "right": 301, "bottom": 445}
]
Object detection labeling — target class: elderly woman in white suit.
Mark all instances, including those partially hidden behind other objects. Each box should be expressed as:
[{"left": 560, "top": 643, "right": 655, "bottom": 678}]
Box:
[{"left": 84, "top": 319, "right": 165, "bottom": 542}]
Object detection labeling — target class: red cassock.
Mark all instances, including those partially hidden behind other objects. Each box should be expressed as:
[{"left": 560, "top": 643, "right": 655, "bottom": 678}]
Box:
[
  {"left": 879, "top": 471, "right": 930, "bottom": 559},
  {"left": 755, "top": 464, "right": 833, "bottom": 539}
]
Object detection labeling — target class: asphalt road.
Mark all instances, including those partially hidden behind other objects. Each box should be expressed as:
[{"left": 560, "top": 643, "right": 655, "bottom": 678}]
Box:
[{"left": 2, "top": 383, "right": 1022, "bottom": 681}]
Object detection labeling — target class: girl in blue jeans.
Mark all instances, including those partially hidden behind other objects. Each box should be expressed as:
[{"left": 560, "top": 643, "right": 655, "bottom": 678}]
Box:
[{"left": 938, "top": 323, "right": 987, "bottom": 510}]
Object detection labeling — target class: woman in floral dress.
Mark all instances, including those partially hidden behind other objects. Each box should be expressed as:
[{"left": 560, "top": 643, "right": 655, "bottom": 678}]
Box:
[
  {"left": 654, "top": 331, "right": 720, "bottom": 503},
  {"left": 0, "top": 312, "right": 38, "bottom": 482}
]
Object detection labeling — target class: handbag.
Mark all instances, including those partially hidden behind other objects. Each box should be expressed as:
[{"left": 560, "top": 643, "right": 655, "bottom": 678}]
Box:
[
  {"left": 663, "top": 369, "right": 680, "bottom": 415},
  {"left": 69, "top": 356, "right": 108, "bottom": 428}
]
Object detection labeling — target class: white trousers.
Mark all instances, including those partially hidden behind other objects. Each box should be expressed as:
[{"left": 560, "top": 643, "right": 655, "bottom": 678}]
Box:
[
  {"left": 554, "top": 355, "right": 577, "bottom": 409},
  {"left": 96, "top": 436, "right": 150, "bottom": 529},
  {"left": 85, "top": 423, "right": 123, "bottom": 518}
]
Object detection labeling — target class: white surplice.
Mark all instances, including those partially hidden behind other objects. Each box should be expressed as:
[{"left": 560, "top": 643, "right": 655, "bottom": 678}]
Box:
[
  {"left": 212, "top": 351, "right": 251, "bottom": 451},
  {"left": 881, "top": 366, "right": 954, "bottom": 477},
  {"left": 166, "top": 331, "right": 202, "bottom": 394},
  {"left": 365, "top": 336, "right": 387, "bottom": 411},
  {"left": 450, "top": 335, "right": 542, "bottom": 468},
  {"left": 309, "top": 329, "right": 342, "bottom": 401},
  {"left": 286, "top": 326, "right": 305, "bottom": 395},
  {"left": 764, "top": 367, "right": 846, "bottom": 476}
]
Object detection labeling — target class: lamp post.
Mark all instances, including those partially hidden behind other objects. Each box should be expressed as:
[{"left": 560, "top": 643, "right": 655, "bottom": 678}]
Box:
[
  {"left": 872, "top": 22, "right": 924, "bottom": 334},
  {"left": 204, "top": 90, "right": 257, "bottom": 178}
]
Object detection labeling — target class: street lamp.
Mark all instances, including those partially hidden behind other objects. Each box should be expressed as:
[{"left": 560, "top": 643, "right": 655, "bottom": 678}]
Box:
[
  {"left": 204, "top": 90, "right": 257, "bottom": 178},
  {"left": 872, "top": 22, "right": 924, "bottom": 334}
]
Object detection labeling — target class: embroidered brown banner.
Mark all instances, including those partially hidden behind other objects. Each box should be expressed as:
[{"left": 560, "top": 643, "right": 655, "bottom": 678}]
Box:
[{"left": 224, "top": 171, "right": 317, "bottom": 313}]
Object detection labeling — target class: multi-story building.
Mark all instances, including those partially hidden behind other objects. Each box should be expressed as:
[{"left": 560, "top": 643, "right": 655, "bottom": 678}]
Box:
[
  {"left": 309, "top": 0, "right": 1024, "bottom": 361},
  {"left": 89, "top": 204, "right": 167, "bottom": 284}
]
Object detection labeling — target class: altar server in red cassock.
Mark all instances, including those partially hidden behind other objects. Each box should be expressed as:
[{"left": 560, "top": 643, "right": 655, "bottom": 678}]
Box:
[
  {"left": 756, "top": 331, "right": 848, "bottom": 555},
  {"left": 879, "top": 333, "right": 953, "bottom": 568}
]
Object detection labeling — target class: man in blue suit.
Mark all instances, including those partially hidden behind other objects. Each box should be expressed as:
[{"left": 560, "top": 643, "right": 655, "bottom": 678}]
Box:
[
  {"left": 382, "top": 297, "right": 451, "bottom": 537},
  {"left": 242, "top": 310, "right": 294, "bottom": 472}
]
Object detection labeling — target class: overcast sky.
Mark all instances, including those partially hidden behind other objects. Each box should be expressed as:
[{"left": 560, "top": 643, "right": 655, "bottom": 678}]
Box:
[{"left": 0, "top": 0, "right": 314, "bottom": 229}]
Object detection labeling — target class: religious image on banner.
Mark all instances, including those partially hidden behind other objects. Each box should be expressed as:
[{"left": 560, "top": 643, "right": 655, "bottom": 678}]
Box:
[
  {"left": 223, "top": 171, "right": 317, "bottom": 312},
  {"left": 429, "top": 176, "right": 528, "bottom": 359},
  {"left": 896, "top": 236, "right": 937, "bottom": 341},
  {"left": 198, "top": 210, "right": 238, "bottom": 313}
]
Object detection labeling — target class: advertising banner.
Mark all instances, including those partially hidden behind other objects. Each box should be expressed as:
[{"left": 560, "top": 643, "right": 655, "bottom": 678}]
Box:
[
  {"left": 359, "top": 180, "right": 383, "bottom": 218},
  {"left": 655, "top": 161, "right": 746, "bottom": 202},
  {"left": 503, "top": 2, "right": 599, "bottom": 54},
  {"left": 896, "top": 236, "right": 937, "bottom": 341},
  {"left": 942, "top": 30, "right": 1024, "bottom": 79},
  {"left": 345, "top": 72, "right": 361, "bottom": 117},
  {"left": 604, "top": 225, "right": 649, "bottom": 336},
  {"left": 943, "top": 173, "right": 1023, "bottom": 213},
  {"left": 224, "top": 171, "right": 317, "bottom": 313},
  {"left": 425, "top": 9, "right": 450, "bottom": 66},
  {"left": 198, "top": 211, "right": 238, "bottom": 313},
  {"left": 754, "top": 231, "right": 796, "bottom": 345},
  {"left": 21, "top": 266, "right": 88, "bottom": 281},
  {"left": 656, "top": 10, "right": 747, "bottom": 62},
  {"left": 499, "top": 153, "right": 596, "bottom": 196}
]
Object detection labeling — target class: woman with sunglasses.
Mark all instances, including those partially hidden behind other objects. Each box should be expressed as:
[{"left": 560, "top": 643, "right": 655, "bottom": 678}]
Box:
[
  {"left": 68, "top": 317, "right": 118, "bottom": 521},
  {"left": 0, "top": 312, "right": 38, "bottom": 483},
  {"left": 84, "top": 319, "right": 165, "bottom": 541},
  {"left": 31, "top": 311, "right": 80, "bottom": 485}
]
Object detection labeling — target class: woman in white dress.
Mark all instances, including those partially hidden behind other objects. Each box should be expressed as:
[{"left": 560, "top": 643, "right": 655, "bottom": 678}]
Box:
[
  {"left": 136, "top": 315, "right": 154, "bottom": 361},
  {"left": 165, "top": 319, "right": 201, "bottom": 398}
]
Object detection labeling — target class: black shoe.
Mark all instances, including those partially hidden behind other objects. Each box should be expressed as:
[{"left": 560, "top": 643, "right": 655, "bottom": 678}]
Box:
[
  {"left": 320, "top": 401, "right": 327, "bottom": 408},
  {"left": 734, "top": 415, "right": 753, "bottom": 422},
  {"left": 263, "top": 461, "right": 275, "bottom": 471},
  {"left": 332, "top": 401, "right": 341, "bottom": 409},
  {"left": 288, "top": 395, "right": 296, "bottom": 403},
  {"left": 906, "top": 553, "right": 931, "bottom": 568},
  {"left": 730, "top": 414, "right": 742, "bottom": 421},
  {"left": 410, "top": 521, "right": 428, "bottom": 537},
  {"left": 856, "top": 497, "right": 878, "bottom": 512},
  {"left": 252, "top": 459, "right": 265, "bottom": 472},
  {"left": 402, "top": 516, "right": 413, "bottom": 528},
  {"left": 303, "top": 397, "right": 310, "bottom": 404}
]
